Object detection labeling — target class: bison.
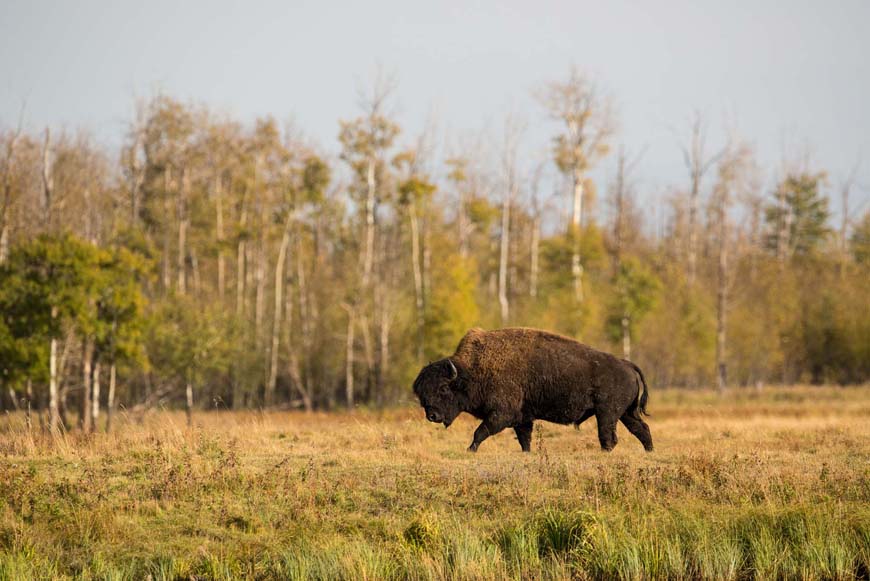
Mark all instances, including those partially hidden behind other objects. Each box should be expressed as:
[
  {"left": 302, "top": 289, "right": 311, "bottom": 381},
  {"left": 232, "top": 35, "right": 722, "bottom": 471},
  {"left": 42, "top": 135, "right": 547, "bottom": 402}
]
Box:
[{"left": 412, "top": 327, "right": 652, "bottom": 453}]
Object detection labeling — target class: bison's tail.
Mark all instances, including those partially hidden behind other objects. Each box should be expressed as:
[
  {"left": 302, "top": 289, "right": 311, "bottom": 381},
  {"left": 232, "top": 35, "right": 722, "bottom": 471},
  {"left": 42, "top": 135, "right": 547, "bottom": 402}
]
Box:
[{"left": 626, "top": 361, "right": 650, "bottom": 418}]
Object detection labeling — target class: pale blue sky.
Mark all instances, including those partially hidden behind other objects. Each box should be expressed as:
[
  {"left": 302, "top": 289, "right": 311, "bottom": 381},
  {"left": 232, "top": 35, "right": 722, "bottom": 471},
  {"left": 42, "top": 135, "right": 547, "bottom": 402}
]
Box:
[{"left": 1, "top": 0, "right": 868, "bottom": 222}]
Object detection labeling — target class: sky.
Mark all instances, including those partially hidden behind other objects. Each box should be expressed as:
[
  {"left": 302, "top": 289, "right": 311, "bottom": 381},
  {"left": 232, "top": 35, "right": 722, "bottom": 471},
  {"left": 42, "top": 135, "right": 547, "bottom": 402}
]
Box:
[{"left": 1, "top": 0, "right": 869, "bottom": 225}]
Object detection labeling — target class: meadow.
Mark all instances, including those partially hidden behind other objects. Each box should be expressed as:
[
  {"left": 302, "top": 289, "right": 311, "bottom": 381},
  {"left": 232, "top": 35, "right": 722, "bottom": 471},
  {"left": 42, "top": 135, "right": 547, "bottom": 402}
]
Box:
[{"left": 1, "top": 386, "right": 869, "bottom": 580}]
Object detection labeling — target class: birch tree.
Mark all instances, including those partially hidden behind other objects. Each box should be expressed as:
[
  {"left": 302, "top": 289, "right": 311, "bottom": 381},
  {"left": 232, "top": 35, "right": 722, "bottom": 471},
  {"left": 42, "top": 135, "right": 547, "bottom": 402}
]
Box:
[
  {"left": 0, "top": 119, "right": 24, "bottom": 263},
  {"left": 713, "top": 139, "right": 754, "bottom": 391},
  {"left": 681, "top": 112, "right": 724, "bottom": 286},
  {"left": 498, "top": 116, "right": 524, "bottom": 324},
  {"left": 538, "top": 68, "right": 614, "bottom": 302}
]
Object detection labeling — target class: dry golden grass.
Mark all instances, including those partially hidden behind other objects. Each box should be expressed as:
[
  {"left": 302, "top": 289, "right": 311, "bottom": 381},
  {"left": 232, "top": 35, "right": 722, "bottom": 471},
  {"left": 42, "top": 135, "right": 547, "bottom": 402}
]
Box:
[{"left": 1, "top": 386, "right": 869, "bottom": 579}]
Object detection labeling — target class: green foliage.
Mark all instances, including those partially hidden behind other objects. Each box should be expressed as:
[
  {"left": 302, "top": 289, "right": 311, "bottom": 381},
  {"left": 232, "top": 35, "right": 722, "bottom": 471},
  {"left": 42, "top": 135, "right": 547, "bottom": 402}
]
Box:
[
  {"left": 765, "top": 171, "right": 831, "bottom": 257},
  {"left": 92, "top": 247, "right": 149, "bottom": 368},
  {"left": 145, "top": 296, "right": 235, "bottom": 388},
  {"left": 424, "top": 254, "right": 480, "bottom": 362},
  {"left": 0, "top": 234, "right": 101, "bottom": 386},
  {"left": 638, "top": 268, "right": 716, "bottom": 386},
  {"left": 301, "top": 155, "right": 330, "bottom": 204},
  {"left": 605, "top": 257, "right": 661, "bottom": 344}
]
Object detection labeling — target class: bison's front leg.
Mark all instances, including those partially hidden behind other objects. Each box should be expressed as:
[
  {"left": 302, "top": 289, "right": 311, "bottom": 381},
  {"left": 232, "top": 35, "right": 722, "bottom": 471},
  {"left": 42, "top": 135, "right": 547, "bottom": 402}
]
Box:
[
  {"left": 468, "top": 414, "right": 511, "bottom": 453},
  {"left": 514, "top": 421, "right": 533, "bottom": 452}
]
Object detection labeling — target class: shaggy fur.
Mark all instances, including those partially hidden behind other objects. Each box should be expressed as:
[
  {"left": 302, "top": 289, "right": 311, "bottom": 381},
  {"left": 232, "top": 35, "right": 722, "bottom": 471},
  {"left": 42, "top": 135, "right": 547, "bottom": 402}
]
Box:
[{"left": 412, "top": 327, "right": 653, "bottom": 453}]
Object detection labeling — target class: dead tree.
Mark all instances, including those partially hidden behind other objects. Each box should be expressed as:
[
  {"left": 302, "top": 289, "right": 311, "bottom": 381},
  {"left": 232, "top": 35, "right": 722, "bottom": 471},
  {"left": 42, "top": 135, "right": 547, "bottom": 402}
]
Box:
[{"left": 681, "top": 112, "right": 724, "bottom": 286}]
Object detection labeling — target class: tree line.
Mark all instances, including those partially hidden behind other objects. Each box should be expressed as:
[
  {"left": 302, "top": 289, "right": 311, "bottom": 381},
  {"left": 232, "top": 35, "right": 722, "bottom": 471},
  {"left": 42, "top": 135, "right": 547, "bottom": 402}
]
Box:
[{"left": 1, "top": 69, "right": 868, "bottom": 430}]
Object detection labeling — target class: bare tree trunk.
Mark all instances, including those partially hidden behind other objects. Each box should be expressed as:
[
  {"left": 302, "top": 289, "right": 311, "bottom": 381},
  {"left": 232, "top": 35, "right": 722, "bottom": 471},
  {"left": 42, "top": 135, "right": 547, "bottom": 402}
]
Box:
[
  {"left": 716, "top": 224, "right": 728, "bottom": 391},
  {"left": 255, "top": 235, "right": 266, "bottom": 352},
  {"left": 687, "top": 180, "right": 699, "bottom": 286},
  {"left": 296, "top": 243, "right": 311, "bottom": 352},
  {"left": 0, "top": 122, "right": 21, "bottom": 264},
  {"left": 129, "top": 142, "right": 144, "bottom": 226},
  {"left": 408, "top": 198, "right": 425, "bottom": 361},
  {"left": 500, "top": 122, "right": 520, "bottom": 321},
  {"left": 362, "top": 158, "right": 376, "bottom": 287},
  {"left": 285, "top": 272, "right": 312, "bottom": 412},
  {"left": 682, "top": 113, "right": 723, "bottom": 285},
  {"left": 530, "top": 206, "right": 540, "bottom": 298},
  {"left": 215, "top": 176, "right": 226, "bottom": 300},
  {"left": 498, "top": 184, "right": 512, "bottom": 324},
  {"left": 839, "top": 177, "right": 852, "bottom": 278},
  {"left": 162, "top": 167, "right": 172, "bottom": 291},
  {"left": 177, "top": 169, "right": 188, "bottom": 294},
  {"left": 185, "top": 381, "right": 193, "bottom": 427},
  {"left": 0, "top": 219, "right": 8, "bottom": 264},
  {"left": 25, "top": 380, "right": 32, "bottom": 432},
  {"left": 342, "top": 304, "right": 355, "bottom": 409},
  {"left": 377, "top": 290, "right": 391, "bottom": 406},
  {"left": 106, "top": 363, "right": 116, "bottom": 433},
  {"left": 716, "top": 178, "right": 730, "bottom": 392},
  {"left": 571, "top": 167, "right": 584, "bottom": 302},
  {"left": 41, "top": 128, "right": 53, "bottom": 228},
  {"left": 295, "top": 230, "right": 315, "bottom": 407},
  {"left": 266, "top": 214, "right": 292, "bottom": 407},
  {"left": 621, "top": 316, "right": 631, "bottom": 360},
  {"left": 48, "top": 307, "right": 60, "bottom": 434},
  {"left": 359, "top": 313, "right": 374, "bottom": 401},
  {"left": 80, "top": 338, "right": 93, "bottom": 432},
  {"left": 90, "top": 362, "right": 101, "bottom": 432},
  {"left": 236, "top": 190, "right": 248, "bottom": 319},
  {"left": 613, "top": 151, "right": 626, "bottom": 274},
  {"left": 423, "top": 217, "right": 432, "bottom": 309}
]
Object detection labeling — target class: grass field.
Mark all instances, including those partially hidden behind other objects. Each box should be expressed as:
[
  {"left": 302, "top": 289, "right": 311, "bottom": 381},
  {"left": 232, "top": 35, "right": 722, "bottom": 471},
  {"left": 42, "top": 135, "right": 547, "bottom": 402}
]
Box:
[{"left": 1, "top": 387, "right": 869, "bottom": 580}]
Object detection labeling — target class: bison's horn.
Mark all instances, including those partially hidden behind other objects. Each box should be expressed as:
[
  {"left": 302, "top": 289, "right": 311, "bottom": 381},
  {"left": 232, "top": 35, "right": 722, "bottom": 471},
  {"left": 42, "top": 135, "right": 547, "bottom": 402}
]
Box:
[{"left": 446, "top": 358, "right": 458, "bottom": 381}]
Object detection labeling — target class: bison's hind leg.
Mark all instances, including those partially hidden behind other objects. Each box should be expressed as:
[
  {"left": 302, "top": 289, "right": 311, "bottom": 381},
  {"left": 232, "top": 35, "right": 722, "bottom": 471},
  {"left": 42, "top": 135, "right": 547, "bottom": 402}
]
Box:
[
  {"left": 514, "top": 422, "right": 533, "bottom": 453},
  {"left": 620, "top": 413, "right": 654, "bottom": 452},
  {"left": 596, "top": 413, "right": 619, "bottom": 451}
]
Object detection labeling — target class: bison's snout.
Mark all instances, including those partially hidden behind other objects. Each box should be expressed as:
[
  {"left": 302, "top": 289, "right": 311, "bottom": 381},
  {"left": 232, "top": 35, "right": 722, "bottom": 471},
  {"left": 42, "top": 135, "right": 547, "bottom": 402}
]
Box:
[{"left": 426, "top": 411, "right": 442, "bottom": 423}]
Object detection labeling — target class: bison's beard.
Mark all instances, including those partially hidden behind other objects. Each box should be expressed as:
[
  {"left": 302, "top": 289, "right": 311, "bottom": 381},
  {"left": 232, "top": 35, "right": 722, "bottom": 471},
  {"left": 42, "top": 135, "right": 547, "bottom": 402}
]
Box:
[{"left": 442, "top": 407, "right": 462, "bottom": 428}]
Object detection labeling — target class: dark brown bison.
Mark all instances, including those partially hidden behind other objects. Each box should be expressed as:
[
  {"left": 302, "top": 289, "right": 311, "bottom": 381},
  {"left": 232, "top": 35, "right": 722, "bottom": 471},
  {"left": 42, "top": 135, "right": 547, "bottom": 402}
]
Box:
[{"left": 412, "top": 327, "right": 652, "bottom": 453}]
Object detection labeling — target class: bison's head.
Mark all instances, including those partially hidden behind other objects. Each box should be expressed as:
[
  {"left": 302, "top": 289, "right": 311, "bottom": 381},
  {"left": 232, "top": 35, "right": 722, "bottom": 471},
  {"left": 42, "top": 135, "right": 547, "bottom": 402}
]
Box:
[{"left": 412, "top": 358, "right": 467, "bottom": 428}]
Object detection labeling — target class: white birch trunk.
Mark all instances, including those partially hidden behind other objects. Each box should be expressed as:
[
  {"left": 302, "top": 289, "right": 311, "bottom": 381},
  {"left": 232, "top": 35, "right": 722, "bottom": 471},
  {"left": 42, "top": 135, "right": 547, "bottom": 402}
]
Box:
[
  {"left": 571, "top": 167, "right": 584, "bottom": 302},
  {"left": 106, "top": 364, "right": 116, "bottom": 433},
  {"left": 408, "top": 199, "right": 425, "bottom": 360},
  {"left": 48, "top": 315, "right": 59, "bottom": 432},
  {"left": 622, "top": 316, "right": 631, "bottom": 360},
  {"left": 90, "top": 362, "right": 101, "bottom": 432},
  {"left": 185, "top": 381, "right": 194, "bottom": 427},
  {"left": 216, "top": 176, "right": 226, "bottom": 300},
  {"left": 716, "top": 187, "right": 729, "bottom": 392},
  {"left": 177, "top": 169, "right": 188, "bottom": 295},
  {"left": 266, "top": 214, "right": 292, "bottom": 407},
  {"left": 498, "top": 185, "right": 512, "bottom": 324},
  {"left": 362, "top": 158, "right": 376, "bottom": 287},
  {"left": 343, "top": 305, "right": 355, "bottom": 409},
  {"left": 530, "top": 212, "right": 540, "bottom": 298},
  {"left": 80, "top": 339, "right": 93, "bottom": 432}
]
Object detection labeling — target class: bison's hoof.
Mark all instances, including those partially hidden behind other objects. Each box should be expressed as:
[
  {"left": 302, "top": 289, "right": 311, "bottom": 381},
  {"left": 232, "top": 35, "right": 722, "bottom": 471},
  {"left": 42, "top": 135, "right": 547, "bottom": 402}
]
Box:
[{"left": 467, "top": 444, "right": 478, "bottom": 453}]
